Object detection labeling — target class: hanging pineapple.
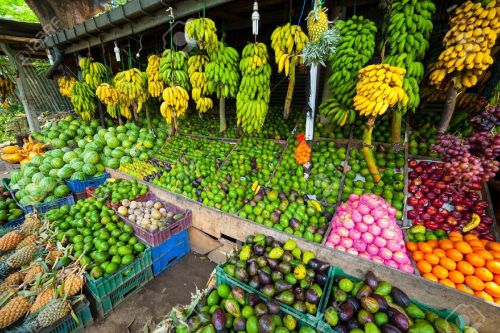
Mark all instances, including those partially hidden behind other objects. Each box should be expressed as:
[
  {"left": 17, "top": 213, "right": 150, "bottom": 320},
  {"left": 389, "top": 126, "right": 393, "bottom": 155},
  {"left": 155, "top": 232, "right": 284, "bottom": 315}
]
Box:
[{"left": 307, "top": 7, "right": 329, "bottom": 41}]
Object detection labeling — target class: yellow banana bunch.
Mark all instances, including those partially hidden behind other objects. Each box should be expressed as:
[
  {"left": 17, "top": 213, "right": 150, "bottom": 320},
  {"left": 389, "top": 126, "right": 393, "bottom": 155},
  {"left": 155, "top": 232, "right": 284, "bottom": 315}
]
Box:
[
  {"left": 0, "top": 74, "right": 14, "bottom": 105},
  {"left": 70, "top": 82, "right": 96, "bottom": 121},
  {"left": 114, "top": 68, "right": 149, "bottom": 116},
  {"left": 206, "top": 41, "right": 240, "bottom": 99},
  {"left": 188, "top": 54, "right": 212, "bottom": 113},
  {"left": 430, "top": 0, "right": 498, "bottom": 89},
  {"left": 96, "top": 83, "right": 120, "bottom": 118},
  {"left": 271, "top": 23, "right": 309, "bottom": 76},
  {"left": 185, "top": 18, "right": 218, "bottom": 51},
  {"left": 146, "top": 55, "right": 164, "bottom": 97},
  {"left": 57, "top": 76, "right": 75, "bottom": 97},
  {"left": 160, "top": 50, "right": 190, "bottom": 90},
  {"left": 78, "top": 57, "right": 107, "bottom": 90},
  {"left": 353, "top": 64, "right": 408, "bottom": 117},
  {"left": 307, "top": 7, "right": 329, "bottom": 41},
  {"left": 236, "top": 42, "right": 272, "bottom": 133},
  {"left": 160, "top": 86, "right": 189, "bottom": 124},
  {"left": 196, "top": 97, "right": 213, "bottom": 113}
]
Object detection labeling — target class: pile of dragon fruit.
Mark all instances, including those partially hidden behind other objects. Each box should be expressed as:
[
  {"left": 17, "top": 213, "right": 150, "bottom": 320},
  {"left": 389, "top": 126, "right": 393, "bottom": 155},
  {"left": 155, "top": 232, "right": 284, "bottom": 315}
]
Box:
[{"left": 325, "top": 193, "right": 414, "bottom": 273}]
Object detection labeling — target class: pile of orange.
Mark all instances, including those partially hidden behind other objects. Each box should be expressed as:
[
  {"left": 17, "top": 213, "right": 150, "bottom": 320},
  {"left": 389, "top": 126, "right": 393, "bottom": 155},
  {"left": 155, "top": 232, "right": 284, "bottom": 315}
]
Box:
[{"left": 406, "top": 232, "right": 500, "bottom": 304}]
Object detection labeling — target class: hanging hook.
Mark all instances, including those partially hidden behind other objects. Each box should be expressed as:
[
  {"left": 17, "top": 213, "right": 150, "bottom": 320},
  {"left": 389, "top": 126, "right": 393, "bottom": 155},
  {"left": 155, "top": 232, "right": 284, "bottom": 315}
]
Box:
[
  {"left": 136, "top": 35, "right": 143, "bottom": 58},
  {"left": 166, "top": 7, "right": 174, "bottom": 23}
]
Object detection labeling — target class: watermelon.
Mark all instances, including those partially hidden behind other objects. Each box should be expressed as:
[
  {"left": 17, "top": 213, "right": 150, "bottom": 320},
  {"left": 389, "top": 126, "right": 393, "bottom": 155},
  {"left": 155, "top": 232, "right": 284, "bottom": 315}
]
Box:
[
  {"left": 129, "top": 148, "right": 139, "bottom": 158},
  {"left": 120, "top": 156, "right": 132, "bottom": 165},
  {"left": 40, "top": 177, "right": 57, "bottom": 192},
  {"left": 58, "top": 165, "right": 74, "bottom": 179},
  {"left": 43, "top": 195, "right": 57, "bottom": 203},
  {"left": 103, "top": 147, "right": 112, "bottom": 157},
  {"left": 96, "top": 164, "right": 105, "bottom": 173},
  {"left": 111, "top": 148, "right": 124, "bottom": 159},
  {"left": 31, "top": 172, "right": 45, "bottom": 185},
  {"left": 106, "top": 137, "right": 120, "bottom": 149},
  {"left": 139, "top": 153, "right": 148, "bottom": 161},
  {"left": 84, "top": 151, "right": 100, "bottom": 165},
  {"left": 49, "top": 169, "right": 59, "bottom": 178},
  {"left": 23, "top": 166, "right": 38, "bottom": 179},
  {"left": 70, "top": 172, "right": 86, "bottom": 181},
  {"left": 143, "top": 139, "right": 154, "bottom": 149},
  {"left": 116, "top": 125, "right": 126, "bottom": 133},
  {"left": 82, "top": 164, "right": 97, "bottom": 176},
  {"left": 69, "top": 159, "right": 85, "bottom": 170},
  {"left": 29, "top": 156, "right": 42, "bottom": 166},
  {"left": 51, "top": 138, "right": 65, "bottom": 147},
  {"left": 63, "top": 151, "right": 78, "bottom": 163},
  {"left": 121, "top": 140, "right": 132, "bottom": 148},
  {"left": 47, "top": 130, "right": 59, "bottom": 139},
  {"left": 117, "top": 133, "right": 128, "bottom": 142},
  {"left": 51, "top": 150, "right": 64, "bottom": 158},
  {"left": 10, "top": 170, "right": 22, "bottom": 183},
  {"left": 50, "top": 157, "right": 64, "bottom": 169},
  {"left": 54, "top": 184, "right": 71, "bottom": 197},
  {"left": 39, "top": 163, "right": 52, "bottom": 175},
  {"left": 106, "top": 158, "right": 120, "bottom": 169}
]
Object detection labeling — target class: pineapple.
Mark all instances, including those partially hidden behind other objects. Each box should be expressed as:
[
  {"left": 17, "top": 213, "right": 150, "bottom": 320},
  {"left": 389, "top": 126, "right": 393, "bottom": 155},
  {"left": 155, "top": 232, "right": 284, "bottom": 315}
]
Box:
[
  {"left": 62, "top": 273, "right": 84, "bottom": 296},
  {"left": 34, "top": 298, "right": 70, "bottom": 329},
  {"left": 20, "top": 213, "right": 42, "bottom": 235},
  {"left": 30, "top": 288, "right": 54, "bottom": 313},
  {"left": 45, "top": 249, "right": 63, "bottom": 264},
  {"left": 0, "top": 243, "right": 37, "bottom": 279},
  {"left": 0, "top": 284, "right": 16, "bottom": 298},
  {"left": 0, "top": 231, "right": 24, "bottom": 252},
  {"left": 0, "top": 295, "right": 31, "bottom": 328},
  {"left": 5, "top": 271, "right": 24, "bottom": 286},
  {"left": 307, "top": 7, "right": 329, "bottom": 41},
  {"left": 24, "top": 263, "right": 44, "bottom": 283},
  {"left": 16, "top": 234, "right": 37, "bottom": 250}
]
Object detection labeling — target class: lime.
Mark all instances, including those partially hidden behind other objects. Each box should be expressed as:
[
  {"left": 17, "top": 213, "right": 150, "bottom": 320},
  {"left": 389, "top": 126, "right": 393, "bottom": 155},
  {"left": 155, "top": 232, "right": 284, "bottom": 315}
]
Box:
[
  {"left": 121, "top": 254, "right": 134, "bottom": 265},
  {"left": 90, "top": 266, "right": 103, "bottom": 279},
  {"left": 122, "top": 224, "right": 134, "bottom": 233},
  {"left": 339, "top": 278, "right": 354, "bottom": 292},
  {"left": 119, "top": 233, "right": 131, "bottom": 242},
  {"left": 133, "top": 243, "right": 145, "bottom": 253},
  {"left": 111, "top": 255, "right": 122, "bottom": 264},
  {"left": 128, "top": 236, "right": 138, "bottom": 245},
  {"left": 118, "top": 245, "right": 132, "bottom": 256},
  {"left": 216, "top": 284, "right": 231, "bottom": 298}
]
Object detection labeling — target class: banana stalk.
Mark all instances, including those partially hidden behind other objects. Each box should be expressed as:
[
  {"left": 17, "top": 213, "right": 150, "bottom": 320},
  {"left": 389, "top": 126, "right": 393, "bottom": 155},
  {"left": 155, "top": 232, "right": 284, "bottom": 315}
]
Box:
[
  {"left": 219, "top": 96, "right": 226, "bottom": 133},
  {"left": 284, "top": 56, "right": 297, "bottom": 120},
  {"left": 391, "top": 108, "right": 402, "bottom": 145},
  {"left": 363, "top": 117, "right": 381, "bottom": 183}
]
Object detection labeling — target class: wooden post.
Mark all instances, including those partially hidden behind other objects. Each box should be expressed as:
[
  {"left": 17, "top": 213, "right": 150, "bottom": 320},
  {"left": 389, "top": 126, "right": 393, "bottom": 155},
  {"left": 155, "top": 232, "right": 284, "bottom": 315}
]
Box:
[
  {"left": 97, "top": 102, "right": 105, "bottom": 127},
  {"left": 437, "top": 83, "right": 458, "bottom": 134},
  {"left": 219, "top": 96, "right": 226, "bottom": 133},
  {"left": 283, "top": 56, "right": 296, "bottom": 120},
  {"left": 0, "top": 42, "right": 40, "bottom": 132}
]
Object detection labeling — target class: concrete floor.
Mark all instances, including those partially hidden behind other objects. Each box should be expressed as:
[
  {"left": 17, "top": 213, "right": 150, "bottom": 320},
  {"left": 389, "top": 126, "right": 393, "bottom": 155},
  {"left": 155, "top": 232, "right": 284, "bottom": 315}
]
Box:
[{"left": 86, "top": 253, "right": 216, "bottom": 333}]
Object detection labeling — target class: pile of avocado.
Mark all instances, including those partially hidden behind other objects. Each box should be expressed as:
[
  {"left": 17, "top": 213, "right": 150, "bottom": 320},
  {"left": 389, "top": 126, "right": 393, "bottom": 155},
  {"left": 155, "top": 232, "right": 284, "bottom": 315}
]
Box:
[
  {"left": 224, "top": 235, "right": 329, "bottom": 316},
  {"left": 323, "top": 270, "right": 463, "bottom": 333},
  {"left": 93, "top": 178, "right": 148, "bottom": 204},
  {"left": 0, "top": 194, "right": 23, "bottom": 225},
  {"left": 175, "top": 283, "right": 316, "bottom": 333},
  {"left": 46, "top": 197, "right": 146, "bottom": 278}
]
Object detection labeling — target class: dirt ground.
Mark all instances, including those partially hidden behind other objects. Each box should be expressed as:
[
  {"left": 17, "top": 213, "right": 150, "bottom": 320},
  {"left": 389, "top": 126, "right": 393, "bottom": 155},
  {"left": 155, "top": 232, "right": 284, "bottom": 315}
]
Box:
[{"left": 86, "top": 253, "right": 216, "bottom": 333}]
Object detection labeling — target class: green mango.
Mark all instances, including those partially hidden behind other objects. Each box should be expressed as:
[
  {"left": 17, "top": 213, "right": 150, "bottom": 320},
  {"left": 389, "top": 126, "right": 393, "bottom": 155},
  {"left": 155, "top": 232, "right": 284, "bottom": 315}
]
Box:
[
  {"left": 409, "top": 320, "right": 436, "bottom": 333},
  {"left": 324, "top": 307, "right": 339, "bottom": 326},
  {"left": 298, "top": 326, "right": 316, "bottom": 333},
  {"left": 223, "top": 299, "right": 241, "bottom": 318},
  {"left": 246, "top": 315, "right": 258, "bottom": 333},
  {"left": 406, "top": 304, "right": 426, "bottom": 319},
  {"left": 283, "top": 314, "right": 297, "bottom": 330},
  {"left": 239, "top": 245, "right": 252, "bottom": 261},
  {"left": 432, "top": 318, "right": 461, "bottom": 333},
  {"left": 365, "top": 322, "right": 381, "bottom": 333},
  {"left": 206, "top": 290, "right": 220, "bottom": 307}
]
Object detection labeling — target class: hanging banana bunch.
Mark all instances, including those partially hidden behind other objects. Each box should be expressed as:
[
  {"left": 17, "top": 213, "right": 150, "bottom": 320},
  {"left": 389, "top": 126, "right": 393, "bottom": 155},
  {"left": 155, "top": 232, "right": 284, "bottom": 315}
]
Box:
[
  {"left": 78, "top": 57, "right": 107, "bottom": 90},
  {"left": 146, "top": 55, "right": 164, "bottom": 98},
  {"left": 57, "top": 76, "right": 76, "bottom": 97},
  {"left": 0, "top": 74, "right": 14, "bottom": 104},
  {"left": 96, "top": 83, "right": 120, "bottom": 118},
  {"left": 271, "top": 23, "right": 309, "bottom": 119},
  {"left": 206, "top": 41, "right": 240, "bottom": 99},
  {"left": 430, "top": 0, "right": 498, "bottom": 90},
  {"left": 70, "top": 82, "right": 96, "bottom": 121},
  {"left": 236, "top": 43, "right": 271, "bottom": 133},
  {"left": 185, "top": 18, "right": 218, "bottom": 51},
  {"left": 114, "top": 68, "right": 148, "bottom": 118},
  {"left": 159, "top": 50, "right": 190, "bottom": 90},
  {"left": 160, "top": 86, "right": 189, "bottom": 124},
  {"left": 188, "top": 54, "right": 212, "bottom": 113}
]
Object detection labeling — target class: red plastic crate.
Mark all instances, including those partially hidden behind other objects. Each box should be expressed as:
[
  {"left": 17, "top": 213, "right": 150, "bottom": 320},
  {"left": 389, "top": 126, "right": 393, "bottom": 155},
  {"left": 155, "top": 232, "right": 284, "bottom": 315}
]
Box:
[{"left": 118, "top": 193, "right": 192, "bottom": 247}]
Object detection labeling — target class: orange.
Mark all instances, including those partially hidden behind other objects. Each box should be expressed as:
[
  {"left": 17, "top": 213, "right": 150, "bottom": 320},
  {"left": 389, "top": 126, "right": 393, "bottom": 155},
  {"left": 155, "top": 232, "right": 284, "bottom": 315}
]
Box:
[
  {"left": 449, "top": 231, "right": 463, "bottom": 240},
  {"left": 446, "top": 248, "right": 463, "bottom": 262},
  {"left": 480, "top": 239, "right": 489, "bottom": 246},
  {"left": 492, "top": 252, "right": 500, "bottom": 259},
  {"left": 428, "top": 240, "right": 439, "bottom": 249},
  {"left": 406, "top": 242, "right": 418, "bottom": 252},
  {"left": 456, "top": 283, "right": 474, "bottom": 295},
  {"left": 439, "top": 239, "right": 454, "bottom": 250},
  {"left": 412, "top": 251, "right": 424, "bottom": 262},
  {"left": 440, "top": 257, "right": 457, "bottom": 271},
  {"left": 422, "top": 273, "right": 438, "bottom": 282},
  {"left": 466, "top": 253, "right": 486, "bottom": 267},
  {"left": 486, "top": 242, "right": 500, "bottom": 253},
  {"left": 494, "top": 275, "right": 500, "bottom": 285},
  {"left": 417, "top": 260, "right": 433, "bottom": 274},
  {"left": 486, "top": 260, "right": 500, "bottom": 274},
  {"left": 465, "top": 275, "right": 485, "bottom": 291},
  {"left": 432, "top": 265, "right": 449, "bottom": 279},
  {"left": 469, "top": 240, "right": 484, "bottom": 248},
  {"left": 474, "top": 249, "right": 494, "bottom": 261},
  {"left": 485, "top": 282, "right": 500, "bottom": 297},
  {"left": 457, "top": 261, "right": 475, "bottom": 276},
  {"left": 439, "top": 279, "right": 456, "bottom": 288},
  {"left": 464, "top": 234, "right": 479, "bottom": 242},
  {"left": 474, "top": 267, "right": 493, "bottom": 282},
  {"left": 449, "top": 270, "right": 465, "bottom": 284},
  {"left": 418, "top": 242, "right": 433, "bottom": 254},
  {"left": 455, "top": 241, "right": 473, "bottom": 254},
  {"left": 474, "top": 290, "right": 494, "bottom": 302},
  {"left": 424, "top": 253, "right": 440, "bottom": 265},
  {"left": 433, "top": 248, "right": 446, "bottom": 258}
]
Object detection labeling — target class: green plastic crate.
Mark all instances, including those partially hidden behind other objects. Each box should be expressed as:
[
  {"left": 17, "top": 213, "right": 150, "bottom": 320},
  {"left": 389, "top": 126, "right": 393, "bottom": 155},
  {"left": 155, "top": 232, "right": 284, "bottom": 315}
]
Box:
[
  {"left": 85, "top": 247, "right": 152, "bottom": 299},
  {"left": 40, "top": 299, "right": 93, "bottom": 333},
  {"left": 316, "top": 266, "right": 466, "bottom": 332},
  {"left": 86, "top": 267, "right": 153, "bottom": 318},
  {"left": 216, "top": 264, "right": 331, "bottom": 328}
]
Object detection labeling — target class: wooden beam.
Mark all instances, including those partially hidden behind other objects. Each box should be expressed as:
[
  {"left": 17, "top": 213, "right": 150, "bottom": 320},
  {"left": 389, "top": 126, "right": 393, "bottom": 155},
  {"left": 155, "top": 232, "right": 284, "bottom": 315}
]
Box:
[{"left": 0, "top": 35, "right": 43, "bottom": 45}]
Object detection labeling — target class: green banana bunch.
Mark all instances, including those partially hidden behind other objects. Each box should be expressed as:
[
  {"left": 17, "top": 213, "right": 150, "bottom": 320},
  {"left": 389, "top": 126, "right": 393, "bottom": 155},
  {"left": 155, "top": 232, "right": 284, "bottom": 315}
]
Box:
[
  {"left": 319, "top": 16, "right": 376, "bottom": 127},
  {"left": 146, "top": 54, "right": 164, "bottom": 98},
  {"left": 160, "top": 50, "right": 190, "bottom": 90},
  {"left": 236, "top": 42, "right": 271, "bottom": 134},
  {"left": 185, "top": 18, "right": 218, "bottom": 51},
  {"left": 384, "top": 0, "right": 436, "bottom": 112},
  {"left": 188, "top": 54, "right": 212, "bottom": 113},
  {"left": 70, "top": 81, "right": 96, "bottom": 121},
  {"left": 206, "top": 41, "right": 240, "bottom": 99},
  {"left": 114, "top": 68, "right": 148, "bottom": 118},
  {"left": 79, "top": 57, "right": 107, "bottom": 90}
]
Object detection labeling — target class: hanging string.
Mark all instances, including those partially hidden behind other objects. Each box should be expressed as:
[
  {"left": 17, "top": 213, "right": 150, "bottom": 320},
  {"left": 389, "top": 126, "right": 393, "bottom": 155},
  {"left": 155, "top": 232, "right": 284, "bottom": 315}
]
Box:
[
  {"left": 353, "top": 0, "right": 357, "bottom": 16},
  {"left": 202, "top": 0, "right": 206, "bottom": 18},
  {"left": 128, "top": 41, "right": 132, "bottom": 69},
  {"left": 289, "top": 0, "right": 292, "bottom": 23},
  {"left": 297, "top": 0, "right": 308, "bottom": 25}
]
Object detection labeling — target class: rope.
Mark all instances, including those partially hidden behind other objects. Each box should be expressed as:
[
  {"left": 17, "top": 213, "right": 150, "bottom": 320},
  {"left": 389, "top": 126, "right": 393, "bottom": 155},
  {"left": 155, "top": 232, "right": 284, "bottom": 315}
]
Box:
[
  {"left": 297, "top": 0, "right": 308, "bottom": 25},
  {"left": 202, "top": 0, "right": 206, "bottom": 18}
]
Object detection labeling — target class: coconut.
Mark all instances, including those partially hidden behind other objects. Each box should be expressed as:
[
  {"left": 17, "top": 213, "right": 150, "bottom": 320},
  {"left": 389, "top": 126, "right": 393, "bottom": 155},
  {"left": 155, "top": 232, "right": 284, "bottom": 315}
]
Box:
[
  {"left": 129, "top": 201, "right": 138, "bottom": 209},
  {"left": 121, "top": 199, "right": 130, "bottom": 207},
  {"left": 153, "top": 202, "right": 162, "bottom": 210},
  {"left": 145, "top": 200, "right": 154, "bottom": 208},
  {"left": 151, "top": 209, "right": 162, "bottom": 220},
  {"left": 117, "top": 206, "right": 128, "bottom": 216},
  {"left": 129, "top": 215, "right": 136, "bottom": 222}
]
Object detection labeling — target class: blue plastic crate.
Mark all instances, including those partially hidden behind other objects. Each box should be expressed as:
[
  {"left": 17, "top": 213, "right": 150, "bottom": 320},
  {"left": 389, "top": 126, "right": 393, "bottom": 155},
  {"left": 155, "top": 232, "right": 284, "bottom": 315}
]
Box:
[
  {"left": 1, "top": 216, "right": 24, "bottom": 229},
  {"left": 18, "top": 194, "right": 75, "bottom": 214},
  {"left": 65, "top": 173, "right": 109, "bottom": 193},
  {"left": 152, "top": 229, "right": 190, "bottom": 277}
]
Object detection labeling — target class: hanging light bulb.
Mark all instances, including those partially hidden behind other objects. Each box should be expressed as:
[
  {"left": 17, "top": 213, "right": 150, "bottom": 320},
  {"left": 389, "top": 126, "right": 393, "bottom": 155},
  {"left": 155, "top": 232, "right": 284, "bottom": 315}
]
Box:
[
  {"left": 252, "top": 1, "right": 260, "bottom": 36},
  {"left": 47, "top": 49, "right": 54, "bottom": 65},
  {"left": 114, "top": 41, "right": 121, "bottom": 62}
]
